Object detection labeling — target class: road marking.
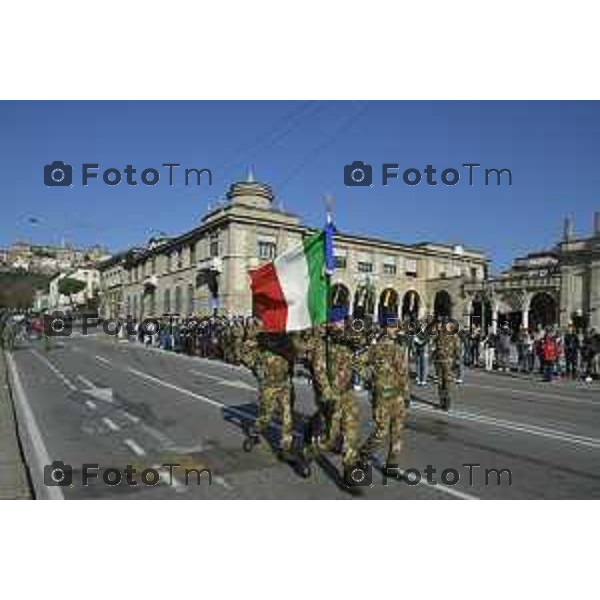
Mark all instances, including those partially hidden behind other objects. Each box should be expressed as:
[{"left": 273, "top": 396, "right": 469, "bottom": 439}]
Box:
[
  {"left": 191, "top": 370, "right": 256, "bottom": 391},
  {"left": 77, "top": 375, "right": 114, "bottom": 403},
  {"left": 77, "top": 374, "right": 95, "bottom": 388},
  {"left": 85, "top": 400, "right": 97, "bottom": 410},
  {"left": 128, "top": 367, "right": 471, "bottom": 500},
  {"left": 102, "top": 417, "right": 120, "bottom": 432},
  {"left": 123, "top": 411, "right": 141, "bottom": 424},
  {"left": 191, "top": 370, "right": 224, "bottom": 383},
  {"left": 413, "top": 404, "right": 600, "bottom": 449},
  {"left": 31, "top": 349, "right": 77, "bottom": 391},
  {"left": 95, "top": 355, "right": 111, "bottom": 365},
  {"left": 124, "top": 438, "right": 146, "bottom": 456},
  {"left": 6, "top": 353, "right": 64, "bottom": 500},
  {"left": 464, "top": 380, "right": 600, "bottom": 406}
]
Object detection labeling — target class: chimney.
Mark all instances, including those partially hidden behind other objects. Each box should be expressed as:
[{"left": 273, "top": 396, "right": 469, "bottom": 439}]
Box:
[
  {"left": 563, "top": 217, "right": 574, "bottom": 241},
  {"left": 595, "top": 212, "right": 600, "bottom": 236}
]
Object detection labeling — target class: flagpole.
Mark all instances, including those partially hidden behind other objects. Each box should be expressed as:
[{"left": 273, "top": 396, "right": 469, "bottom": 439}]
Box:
[{"left": 324, "top": 196, "right": 334, "bottom": 381}]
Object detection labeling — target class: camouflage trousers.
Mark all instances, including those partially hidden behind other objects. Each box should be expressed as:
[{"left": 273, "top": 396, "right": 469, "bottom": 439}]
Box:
[
  {"left": 255, "top": 384, "right": 293, "bottom": 452},
  {"left": 323, "top": 391, "right": 359, "bottom": 467},
  {"left": 360, "top": 392, "right": 406, "bottom": 464},
  {"left": 434, "top": 359, "right": 454, "bottom": 400}
]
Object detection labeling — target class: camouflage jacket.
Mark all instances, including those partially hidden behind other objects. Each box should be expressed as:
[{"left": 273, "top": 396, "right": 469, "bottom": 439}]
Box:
[
  {"left": 308, "top": 337, "right": 359, "bottom": 400},
  {"left": 431, "top": 333, "right": 459, "bottom": 362},
  {"left": 241, "top": 338, "right": 292, "bottom": 388},
  {"left": 360, "top": 337, "right": 410, "bottom": 399}
]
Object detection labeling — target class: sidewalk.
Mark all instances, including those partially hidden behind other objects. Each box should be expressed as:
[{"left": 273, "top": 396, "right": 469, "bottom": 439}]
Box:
[{"left": 0, "top": 349, "right": 32, "bottom": 499}]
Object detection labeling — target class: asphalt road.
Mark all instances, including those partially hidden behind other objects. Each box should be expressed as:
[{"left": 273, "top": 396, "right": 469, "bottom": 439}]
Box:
[{"left": 7, "top": 332, "right": 600, "bottom": 499}]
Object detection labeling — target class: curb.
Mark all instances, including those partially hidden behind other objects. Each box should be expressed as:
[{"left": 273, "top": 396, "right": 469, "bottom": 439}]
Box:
[{"left": 0, "top": 349, "right": 33, "bottom": 499}]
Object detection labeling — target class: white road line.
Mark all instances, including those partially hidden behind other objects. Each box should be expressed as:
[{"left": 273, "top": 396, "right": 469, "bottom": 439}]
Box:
[
  {"left": 464, "top": 381, "right": 599, "bottom": 406},
  {"left": 413, "top": 404, "right": 600, "bottom": 449},
  {"left": 123, "top": 411, "right": 141, "bottom": 424},
  {"left": 6, "top": 353, "right": 64, "bottom": 500},
  {"left": 76, "top": 374, "right": 95, "bottom": 389},
  {"left": 191, "top": 370, "right": 256, "bottom": 391},
  {"left": 124, "top": 438, "right": 146, "bottom": 456},
  {"left": 95, "top": 355, "right": 111, "bottom": 365},
  {"left": 102, "top": 417, "right": 120, "bottom": 432},
  {"left": 128, "top": 366, "right": 472, "bottom": 500},
  {"left": 31, "top": 349, "right": 77, "bottom": 391},
  {"left": 191, "top": 370, "right": 225, "bottom": 382},
  {"left": 85, "top": 400, "right": 97, "bottom": 410},
  {"left": 129, "top": 367, "right": 228, "bottom": 410}
]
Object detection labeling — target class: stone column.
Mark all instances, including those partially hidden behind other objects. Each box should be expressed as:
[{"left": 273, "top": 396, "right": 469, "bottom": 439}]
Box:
[
  {"left": 559, "top": 266, "right": 574, "bottom": 328},
  {"left": 589, "top": 261, "right": 600, "bottom": 330},
  {"left": 491, "top": 304, "right": 499, "bottom": 334}
]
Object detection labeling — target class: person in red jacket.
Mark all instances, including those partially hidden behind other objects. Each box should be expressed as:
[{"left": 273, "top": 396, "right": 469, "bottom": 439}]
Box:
[{"left": 541, "top": 329, "right": 559, "bottom": 382}]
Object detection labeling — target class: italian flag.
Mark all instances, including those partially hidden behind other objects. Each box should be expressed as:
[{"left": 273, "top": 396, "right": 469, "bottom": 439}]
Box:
[{"left": 249, "top": 229, "right": 332, "bottom": 332}]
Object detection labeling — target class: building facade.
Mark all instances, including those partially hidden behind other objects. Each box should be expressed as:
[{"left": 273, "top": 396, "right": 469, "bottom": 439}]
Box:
[
  {"left": 463, "top": 214, "right": 600, "bottom": 333},
  {"left": 98, "top": 176, "right": 488, "bottom": 325}
]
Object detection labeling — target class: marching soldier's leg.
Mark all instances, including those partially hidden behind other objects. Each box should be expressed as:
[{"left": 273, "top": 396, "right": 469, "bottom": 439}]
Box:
[
  {"left": 387, "top": 398, "right": 405, "bottom": 465},
  {"left": 277, "top": 386, "right": 294, "bottom": 454},
  {"left": 254, "top": 387, "right": 275, "bottom": 437},
  {"left": 360, "top": 397, "right": 388, "bottom": 461},
  {"left": 322, "top": 397, "right": 341, "bottom": 451},
  {"left": 442, "top": 361, "right": 452, "bottom": 410},
  {"left": 340, "top": 393, "right": 360, "bottom": 468}
]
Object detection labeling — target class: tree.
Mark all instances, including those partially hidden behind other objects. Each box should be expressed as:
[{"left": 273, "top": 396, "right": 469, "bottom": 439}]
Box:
[{"left": 58, "top": 277, "right": 86, "bottom": 306}]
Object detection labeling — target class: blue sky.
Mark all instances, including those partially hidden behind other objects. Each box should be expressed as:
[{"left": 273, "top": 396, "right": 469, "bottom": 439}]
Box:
[{"left": 0, "top": 100, "right": 598, "bottom": 272}]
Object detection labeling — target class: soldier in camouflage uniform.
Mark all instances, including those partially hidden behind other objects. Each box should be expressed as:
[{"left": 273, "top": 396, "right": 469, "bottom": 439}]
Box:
[
  {"left": 240, "top": 325, "right": 295, "bottom": 457},
  {"left": 305, "top": 321, "right": 361, "bottom": 480},
  {"left": 431, "top": 320, "right": 460, "bottom": 411},
  {"left": 359, "top": 322, "right": 410, "bottom": 466}
]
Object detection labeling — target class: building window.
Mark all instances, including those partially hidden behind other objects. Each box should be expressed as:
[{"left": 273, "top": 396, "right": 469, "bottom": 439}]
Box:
[
  {"left": 163, "top": 289, "right": 171, "bottom": 313},
  {"left": 383, "top": 263, "right": 397, "bottom": 275},
  {"left": 358, "top": 261, "right": 373, "bottom": 273},
  {"left": 210, "top": 234, "right": 220, "bottom": 257},
  {"left": 258, "top": 241, "right": 277, "bottom": 260},
  {"left": 165, "top": 254, "right": 171, "bottom": 274},
  {"left": 470, "top": 267, "right": 478, "bottom": 280},
  {"left": 334, "top": 256, "right": 347, "bottom": 270},
  {"left": 189, "top": 243, "right": 196, "bottom": 265},
  {"left": 405, "top": 258, "right": 418, "bottom": 277},
  {"left": 177, "top": 249, "right": 183, "bottom": 270}
]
